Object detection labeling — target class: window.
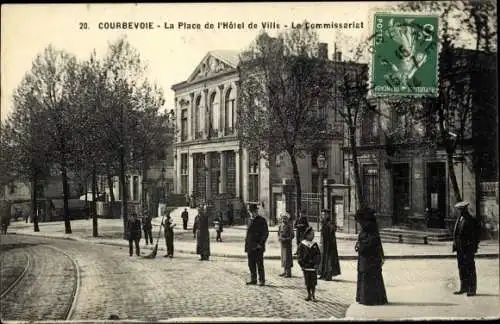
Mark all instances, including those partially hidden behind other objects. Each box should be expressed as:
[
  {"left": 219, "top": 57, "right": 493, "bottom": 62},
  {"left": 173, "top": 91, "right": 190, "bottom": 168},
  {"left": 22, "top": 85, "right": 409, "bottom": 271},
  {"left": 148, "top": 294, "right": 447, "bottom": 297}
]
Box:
[
  {"left": 226, "top": 151, "right": 236, "bottom": 196},
  {"left": 181, "top": 109, "right": 188, "bottom": 141},
  {"left": 363, "top": 165, "right": 378, "bottom": 210},
  {"left": 195, "top": 96, "right": 202, "bottom": 139},
  {"left": 181, "top": 154, "right": 189, "bottom": 194},
  {"left": 361, "top": 107, "right": 379, "bottom": 144},
  {"left": 225, "top": 88, "right": 236, "bottom": 135},
  {"left": 133, "top": 176, "right": 139, "bottom": 201},
  {"left": 248, "top": 153, "right": 259, "bottom": 202},
  {"left": 209, "top": 92, "right": 219, "bottom": 137}
]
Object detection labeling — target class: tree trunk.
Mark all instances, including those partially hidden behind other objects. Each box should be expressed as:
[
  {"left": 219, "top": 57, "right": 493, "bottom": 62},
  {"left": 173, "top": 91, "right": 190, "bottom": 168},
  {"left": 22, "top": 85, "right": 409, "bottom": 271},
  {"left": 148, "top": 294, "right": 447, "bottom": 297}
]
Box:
[
  {"left": 61, "top": 161, "right": 72, "bottom": 234},
  {"left": 446, "top": 151, "right": 462, "bottom": 203},
  {"left": 349, "top": 127, "right": 365, "bottom": 210},
  {"left": 289, "top": 152, "right": 302, "bottom": 217},
  {"left": 141, "top": 160, "right": 148, "bottom": 216},
  {"left": 31, "top": 176, "right": 39, "bottom": 232},
  {"left": 107, "top": 166, "right": 115, "bottom": 202},
  {"left": 120, "top": 151, "right": 128, "bottom": 239},
  {"left": 92, "top": 164, "right": 98, "bottom": 237},
  {"left": 84, "top": 175, "right": 89, "bottom": 219}
]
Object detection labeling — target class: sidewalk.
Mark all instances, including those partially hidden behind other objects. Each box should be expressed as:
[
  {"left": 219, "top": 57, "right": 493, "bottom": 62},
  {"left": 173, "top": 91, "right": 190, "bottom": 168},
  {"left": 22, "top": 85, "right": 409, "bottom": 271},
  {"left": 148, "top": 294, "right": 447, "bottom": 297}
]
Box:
[{"left": 7, "top": 218, "right": 499, "bottom": 260}]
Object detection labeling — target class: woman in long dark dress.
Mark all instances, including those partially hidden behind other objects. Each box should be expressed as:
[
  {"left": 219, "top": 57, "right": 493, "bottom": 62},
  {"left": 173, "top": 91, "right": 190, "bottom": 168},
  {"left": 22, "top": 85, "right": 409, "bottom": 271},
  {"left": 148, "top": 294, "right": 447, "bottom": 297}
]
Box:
[
  {"left": 355, "top": 207, "right": 388, "bottom": 305},
  {"left": 319, "top": 209, "right": 341, "bottom": 280},
  {"left": 196, "top": 205, "right": 211, "bottom": 261}
]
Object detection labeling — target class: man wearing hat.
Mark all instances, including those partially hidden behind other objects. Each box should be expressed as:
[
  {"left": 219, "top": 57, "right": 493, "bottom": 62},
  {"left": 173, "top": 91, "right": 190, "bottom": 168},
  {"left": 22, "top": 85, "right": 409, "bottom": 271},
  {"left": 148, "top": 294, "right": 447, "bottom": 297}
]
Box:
[
  {"left": 244, "top": 203, "right": 269, "bottom": 286},
  {"left": 452, "top": 201, "right": 481, "bottom": 296}
]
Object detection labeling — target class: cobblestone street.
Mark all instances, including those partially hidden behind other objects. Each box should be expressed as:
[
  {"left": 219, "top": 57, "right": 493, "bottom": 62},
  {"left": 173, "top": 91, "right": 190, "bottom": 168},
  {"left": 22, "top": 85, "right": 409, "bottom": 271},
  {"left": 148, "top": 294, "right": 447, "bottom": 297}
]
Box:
[{"left": 1, "top": 233, "right": 498, "bottom": 321}]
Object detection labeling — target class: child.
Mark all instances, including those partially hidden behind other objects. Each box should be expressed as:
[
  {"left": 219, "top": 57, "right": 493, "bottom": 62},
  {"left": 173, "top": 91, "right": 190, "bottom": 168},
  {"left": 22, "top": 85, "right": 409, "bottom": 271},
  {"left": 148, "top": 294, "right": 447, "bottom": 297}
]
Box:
[
  {"left": 298, "top": 226, "right": 321, "bottom": 302},
  {"left": 214, "top": 213, "right": 224, "bottom": 242}
]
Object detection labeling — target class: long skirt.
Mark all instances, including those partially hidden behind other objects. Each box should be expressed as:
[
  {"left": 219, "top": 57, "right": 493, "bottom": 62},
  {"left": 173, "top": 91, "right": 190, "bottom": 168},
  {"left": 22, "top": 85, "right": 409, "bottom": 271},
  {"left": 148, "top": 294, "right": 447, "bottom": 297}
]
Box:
[
  {"left": 196, "top": 230, "right": 210, "bottom": 256},
  {"left": 280, "top": 243, "right": 293, "bottom": 269},
  {"left": 356, "top": 271, "right": 388, "bottom": 305}
]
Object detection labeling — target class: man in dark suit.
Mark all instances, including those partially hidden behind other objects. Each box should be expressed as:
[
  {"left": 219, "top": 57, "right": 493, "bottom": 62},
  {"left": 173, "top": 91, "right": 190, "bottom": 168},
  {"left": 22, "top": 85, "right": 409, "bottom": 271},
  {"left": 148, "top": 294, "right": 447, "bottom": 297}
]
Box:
[
  {"left": 181, "top": 208, "right": 189, "bottom": 230},
  {"left": 244, "top": 203, "right": 269, "bottom": 286},
  {"left": 453, "top": 201, "right": 481, "bottom": 296}
]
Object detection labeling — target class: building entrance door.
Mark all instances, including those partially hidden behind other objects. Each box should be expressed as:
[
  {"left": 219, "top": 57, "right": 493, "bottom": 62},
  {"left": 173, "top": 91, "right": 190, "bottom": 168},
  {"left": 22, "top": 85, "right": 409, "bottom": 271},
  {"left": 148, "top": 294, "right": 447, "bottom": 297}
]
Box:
[
  {"left": 392, "top": 163, "right": 410, "bottom": 226},
  {"left": 426, "top": 162, "right": 447, "bottom": 229}
]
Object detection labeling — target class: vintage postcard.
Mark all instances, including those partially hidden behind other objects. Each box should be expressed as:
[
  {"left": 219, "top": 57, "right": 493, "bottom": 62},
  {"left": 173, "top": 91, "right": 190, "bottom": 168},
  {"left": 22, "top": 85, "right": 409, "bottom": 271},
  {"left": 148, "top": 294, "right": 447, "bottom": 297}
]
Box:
[{"left": 1, "top": 2, "right": 498, "bottom": 323}]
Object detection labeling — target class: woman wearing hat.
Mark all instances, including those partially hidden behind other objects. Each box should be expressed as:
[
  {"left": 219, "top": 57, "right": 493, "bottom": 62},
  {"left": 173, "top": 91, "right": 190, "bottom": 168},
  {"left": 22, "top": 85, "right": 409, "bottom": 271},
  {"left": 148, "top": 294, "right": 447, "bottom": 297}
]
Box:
[
  {"left": 278, "top": 213, "right": 294, "bottom": 278},
  {"left": 354, "top": 207, "right": 388, "bottom": 305},
  {"left": 319, "top": 209, "right": 341, "bottom": 281}
]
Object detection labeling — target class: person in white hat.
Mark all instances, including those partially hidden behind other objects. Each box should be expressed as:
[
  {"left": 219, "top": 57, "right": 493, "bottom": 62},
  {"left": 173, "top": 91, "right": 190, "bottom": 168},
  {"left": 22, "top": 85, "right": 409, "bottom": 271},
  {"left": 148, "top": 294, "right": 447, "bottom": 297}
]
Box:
[{"left": 452, "top": 201, "right": 481, "bottom": 296}]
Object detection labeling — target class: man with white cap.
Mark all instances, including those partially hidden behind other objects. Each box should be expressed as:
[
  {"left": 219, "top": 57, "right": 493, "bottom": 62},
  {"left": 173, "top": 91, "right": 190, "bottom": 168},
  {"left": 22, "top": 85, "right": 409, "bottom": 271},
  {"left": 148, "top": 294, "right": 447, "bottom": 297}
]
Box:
[{"left": 452, "top": 201, "right": 481, "bottom": 296}]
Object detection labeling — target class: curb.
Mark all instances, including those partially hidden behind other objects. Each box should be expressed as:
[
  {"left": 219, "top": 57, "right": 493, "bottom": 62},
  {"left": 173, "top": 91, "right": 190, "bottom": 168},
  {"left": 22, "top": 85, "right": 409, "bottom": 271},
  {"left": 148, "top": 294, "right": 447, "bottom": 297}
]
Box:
[{"left": 10, "top": 232, "right": 499, "bottom": 260}]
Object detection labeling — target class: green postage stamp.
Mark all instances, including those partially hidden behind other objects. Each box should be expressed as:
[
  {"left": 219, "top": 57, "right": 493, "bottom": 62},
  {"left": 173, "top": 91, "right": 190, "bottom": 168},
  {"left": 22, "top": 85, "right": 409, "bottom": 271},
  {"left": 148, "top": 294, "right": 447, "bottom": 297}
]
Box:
[{"left": 370, "top": 13, "right": 439, "bottom": 97}]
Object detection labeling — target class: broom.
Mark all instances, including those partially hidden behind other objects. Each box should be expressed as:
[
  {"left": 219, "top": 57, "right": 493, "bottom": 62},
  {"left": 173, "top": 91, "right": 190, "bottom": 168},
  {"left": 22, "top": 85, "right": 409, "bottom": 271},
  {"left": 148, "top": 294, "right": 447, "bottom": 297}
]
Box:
[{"left": 143, "top": 214, "right": 165, "bottom": 259}]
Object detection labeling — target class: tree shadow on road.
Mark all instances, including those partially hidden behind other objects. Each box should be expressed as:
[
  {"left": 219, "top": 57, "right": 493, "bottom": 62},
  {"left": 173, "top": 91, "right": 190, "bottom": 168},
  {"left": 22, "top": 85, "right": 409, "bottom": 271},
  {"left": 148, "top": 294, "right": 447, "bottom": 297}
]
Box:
[{"left": 388, "top": 302, "right": 458, "bottom": 306}]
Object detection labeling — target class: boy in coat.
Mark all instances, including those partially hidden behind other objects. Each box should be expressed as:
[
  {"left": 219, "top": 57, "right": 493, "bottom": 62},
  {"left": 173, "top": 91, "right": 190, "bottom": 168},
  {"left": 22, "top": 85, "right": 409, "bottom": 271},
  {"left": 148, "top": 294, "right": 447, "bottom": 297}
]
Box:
[
  {"left": 294, "top": 212, "right": 309, "bottom": 255},
  {"left": 298, "top": 226, "right": 321, "bottom": 302}
]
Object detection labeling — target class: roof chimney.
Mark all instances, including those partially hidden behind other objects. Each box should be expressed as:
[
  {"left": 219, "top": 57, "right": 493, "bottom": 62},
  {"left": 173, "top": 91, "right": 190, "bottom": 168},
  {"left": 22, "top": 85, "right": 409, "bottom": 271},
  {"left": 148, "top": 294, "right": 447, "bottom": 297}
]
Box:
[
  {"left": 334, "top": 51, "right": 342, "bottom": 62},
  {"left": 318, "top": 43, "right": 328, "bottom": 60}
]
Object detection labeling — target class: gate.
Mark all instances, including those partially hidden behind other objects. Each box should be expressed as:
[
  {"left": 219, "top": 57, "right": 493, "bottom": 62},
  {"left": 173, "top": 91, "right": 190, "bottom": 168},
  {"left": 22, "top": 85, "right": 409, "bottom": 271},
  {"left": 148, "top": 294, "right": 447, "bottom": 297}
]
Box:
[{"left": 291, "top": 192, "right": 322, "bottom": 231}]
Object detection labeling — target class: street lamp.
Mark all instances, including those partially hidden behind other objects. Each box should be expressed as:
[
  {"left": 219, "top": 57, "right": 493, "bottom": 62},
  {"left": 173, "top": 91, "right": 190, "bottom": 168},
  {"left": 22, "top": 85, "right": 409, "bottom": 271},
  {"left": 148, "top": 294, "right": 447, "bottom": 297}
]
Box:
[{"left": 317, "top": 152, "right": 327, "bottom": 212}]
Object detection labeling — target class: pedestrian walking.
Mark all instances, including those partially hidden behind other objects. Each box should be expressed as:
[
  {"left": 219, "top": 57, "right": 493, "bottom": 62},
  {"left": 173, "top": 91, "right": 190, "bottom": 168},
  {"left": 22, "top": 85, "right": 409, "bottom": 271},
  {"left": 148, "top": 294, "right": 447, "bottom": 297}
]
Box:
[
  {"left": 181, "top": 208, "right": 189, "bottom": 230},
  {"left": 278, "top": 213, "right": 294, "bottom": 278},
  {"left": 319, "top": 209, "right": 341, "bottom": 280},
  {"left": 294, "top": 212, "right": 309, "bottom": 255},
  {"left": 298, "top": 226, "right": 321, "bottom": 302},
  {"left": 227, "top": 202, "right": 234, "bottom": 226},
  {"left": 215, "top": 212, "right": 224, "bottom": 242},
  {"left": 244, "top": 203, "right": 269, "bottom": 286},
  {"left": 196, "top": 205, "right": 211, "bottom": 261},
  {"left": 142, "top": 214, "right": 153, "bottom": 245},
  {"left": 193, "top": 213, "right": 200, "bottom": 239},
  {"left": 452, "top": 201, "right": 481, "bottom": 296},
  {"left": 163, "top": 213, "right": 176, "bottom": 258},
  {"left": 127, "top": 213, "right": 142, "bottom": 257},
  {"left": 355, "top": 207, "right": 388, "bottom": 305}
]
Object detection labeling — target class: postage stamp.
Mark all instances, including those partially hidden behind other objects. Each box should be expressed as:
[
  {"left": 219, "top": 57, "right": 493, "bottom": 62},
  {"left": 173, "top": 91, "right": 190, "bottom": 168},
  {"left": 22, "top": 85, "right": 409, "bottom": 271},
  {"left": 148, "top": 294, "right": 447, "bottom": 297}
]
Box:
[{"left": 370, "top": 12, "right": 439, "bottom": 97}]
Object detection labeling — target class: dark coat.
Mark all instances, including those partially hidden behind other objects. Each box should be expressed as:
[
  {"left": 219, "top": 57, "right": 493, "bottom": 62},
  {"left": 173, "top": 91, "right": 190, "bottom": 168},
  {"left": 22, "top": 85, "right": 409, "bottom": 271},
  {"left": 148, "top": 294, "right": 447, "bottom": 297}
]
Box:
[
  {"left": 278, "top": 220, "right": 294, "bottom": 269},
  {"left": 127, "top": 218, "right": 142, "bottom": 241},
  {"left": 453, "top": 211, "right": 481, "bottom": 254},
  {"left": 196, "top": 212, "right": 210, "bottom": 256},
  {"left": 294, "top": 215, "right": 309, "bottom": 243},
  {"left": 355, "top": 220, "right": 388, "bottom": 305},
  {"left": 244, "top": 215, "right": 269, "bottom": 253},
  {"left": 215, "top": 216, "right": 224, "bottom": 232},
  {"left": 164, "top": 217, "right": 175, "bottom": 238},
  {"left": 142, "top": 217, "right": 152, "bottom": 230},
  {"left": 181, "top": 210, "right": 189, "bottom": 221},
  {"left": 298, "top": 240, "right": 321, "bottom": 270},
  {"left": 320, "top": 216, "right": 341, "bottom": 278}
]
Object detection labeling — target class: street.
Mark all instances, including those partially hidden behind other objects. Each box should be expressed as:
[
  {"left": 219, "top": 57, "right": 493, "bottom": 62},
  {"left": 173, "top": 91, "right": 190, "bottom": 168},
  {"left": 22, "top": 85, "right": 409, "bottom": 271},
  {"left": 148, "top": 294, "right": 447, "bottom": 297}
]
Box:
[{"left": 1, "top": 233, "right": 498, "bottom": 321}]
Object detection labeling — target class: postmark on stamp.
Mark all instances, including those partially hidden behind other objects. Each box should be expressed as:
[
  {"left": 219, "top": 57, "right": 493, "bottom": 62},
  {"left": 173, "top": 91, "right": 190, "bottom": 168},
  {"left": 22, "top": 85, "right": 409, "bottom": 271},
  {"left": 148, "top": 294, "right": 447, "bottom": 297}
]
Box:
[{"left": 370, "top": 13, "right": 439, "bottom": 97}]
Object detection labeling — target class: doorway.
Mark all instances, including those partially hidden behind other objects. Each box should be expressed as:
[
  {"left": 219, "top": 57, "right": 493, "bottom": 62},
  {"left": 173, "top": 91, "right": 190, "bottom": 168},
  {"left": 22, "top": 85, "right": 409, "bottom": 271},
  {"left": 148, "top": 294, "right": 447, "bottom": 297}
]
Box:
[
  {"left": 426, "top": 162, "right": 447, "bottom": 229},
  {"left": 392, "top": 163, "right": 410, "bottom": 226}
]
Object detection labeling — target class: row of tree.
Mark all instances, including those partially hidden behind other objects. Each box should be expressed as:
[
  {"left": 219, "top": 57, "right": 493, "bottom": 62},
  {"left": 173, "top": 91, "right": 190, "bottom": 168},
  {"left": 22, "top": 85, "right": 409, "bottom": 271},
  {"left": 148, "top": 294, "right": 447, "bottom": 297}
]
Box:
[
  {"left": 237, "top": 0, "right": 496, "bottom": 218},
  {"left": 0, "top": 37, "right": 174, "bottom": 235}
]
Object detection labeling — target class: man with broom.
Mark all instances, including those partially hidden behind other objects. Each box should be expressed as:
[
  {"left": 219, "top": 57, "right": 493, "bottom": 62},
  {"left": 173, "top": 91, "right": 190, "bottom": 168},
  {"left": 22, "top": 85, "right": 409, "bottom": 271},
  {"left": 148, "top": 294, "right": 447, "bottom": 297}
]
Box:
[{"left": 163, "top": 212, "right": 176, "bottom": 258}]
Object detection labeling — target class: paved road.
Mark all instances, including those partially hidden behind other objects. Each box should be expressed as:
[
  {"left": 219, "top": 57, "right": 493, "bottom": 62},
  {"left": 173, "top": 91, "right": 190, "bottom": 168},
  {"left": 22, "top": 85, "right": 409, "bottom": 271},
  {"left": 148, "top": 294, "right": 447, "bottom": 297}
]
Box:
[{"left": 1, "top": 234, "right": 498, "bottom": 321}]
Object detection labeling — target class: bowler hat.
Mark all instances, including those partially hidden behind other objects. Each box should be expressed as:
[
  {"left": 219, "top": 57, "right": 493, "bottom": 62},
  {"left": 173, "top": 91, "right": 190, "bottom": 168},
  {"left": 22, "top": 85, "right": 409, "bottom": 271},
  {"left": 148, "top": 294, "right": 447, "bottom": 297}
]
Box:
[{"left": 248, "top": 203, "right": 258, "bottom": 212}]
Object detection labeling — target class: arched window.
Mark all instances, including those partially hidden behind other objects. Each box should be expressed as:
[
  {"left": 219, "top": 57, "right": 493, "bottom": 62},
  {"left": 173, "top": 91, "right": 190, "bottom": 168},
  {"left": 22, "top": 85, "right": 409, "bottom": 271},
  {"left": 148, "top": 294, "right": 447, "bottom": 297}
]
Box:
[
  {"left": 195, "top": 96, "right": 202, "bottom": 139},
  {"left": 225, "top": 88, "right": 236, "bottom": 135},
  {"left": 209, "top": 91, "right": 219, "bottom": 137}
]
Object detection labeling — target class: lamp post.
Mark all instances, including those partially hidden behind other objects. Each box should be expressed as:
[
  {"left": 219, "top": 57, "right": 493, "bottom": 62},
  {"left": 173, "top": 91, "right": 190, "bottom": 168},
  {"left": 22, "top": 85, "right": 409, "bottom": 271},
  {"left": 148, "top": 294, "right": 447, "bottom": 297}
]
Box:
[{"left": 317, "top": 152, "right": 327, "bottom": 231}]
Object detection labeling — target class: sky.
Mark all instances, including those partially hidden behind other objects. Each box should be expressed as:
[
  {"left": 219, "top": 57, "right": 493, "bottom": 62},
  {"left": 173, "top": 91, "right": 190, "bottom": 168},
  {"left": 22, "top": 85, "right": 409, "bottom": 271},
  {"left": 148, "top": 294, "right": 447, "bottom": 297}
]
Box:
[{"left": 1, "top": 2, "right": 397, "bottom": 121}]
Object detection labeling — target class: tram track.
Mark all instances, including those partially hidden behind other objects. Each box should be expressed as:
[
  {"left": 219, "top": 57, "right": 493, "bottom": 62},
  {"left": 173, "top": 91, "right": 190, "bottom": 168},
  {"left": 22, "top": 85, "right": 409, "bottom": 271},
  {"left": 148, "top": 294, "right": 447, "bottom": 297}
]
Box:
[{"left": 0, "top": 242, "right": 80, "bottom": 321}]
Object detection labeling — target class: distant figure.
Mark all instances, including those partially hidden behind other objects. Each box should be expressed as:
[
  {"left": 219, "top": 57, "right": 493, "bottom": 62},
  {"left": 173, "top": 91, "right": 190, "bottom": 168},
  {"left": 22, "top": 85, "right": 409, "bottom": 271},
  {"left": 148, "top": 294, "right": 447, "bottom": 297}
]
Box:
[
  {"left": 355, "top": 207, "right": 388, "bottom": 305},
  {"left": 1, "top": 214, "right": 10, "bottom": 235},
  {"left": 142, "top": 215, "right": 153, "bottom": 245},
  {"left": 181, "top": 208, "right": 189, "bottom": 230},
  {"left": 227, "top": 203, "right": 234, "bottom": 226},
  {"left": 298, "top": 226, "right": 321, "bottom": 302},
  {"left": 278, "top": 213, "right": 294, "bottom": 278},
  {"left": 127, "top": 213, "right": 142, "bottom": 256},
  {"left": 163, "top": 213, "right": 176, "bottom": 258},
  {"left": 215, "top": 212, "right": 224, "bottom": 242},
  {"left": 294, "top": 212, "right": 309, "bottom": 255},
  {"left": 319, "top": 209, "right": 341, "bottom": 280},
  {"left": 244, "top": 203, "right": 269, "bottom": 286},
  {"left": 196, "top": 205, "right": 211, "bottom": 261},
  {"left": 453, "top": 201, "right": 481, "bottom": 297},
  {"left": 239, "top": 198, "right": 248, "bottom": 225}
]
